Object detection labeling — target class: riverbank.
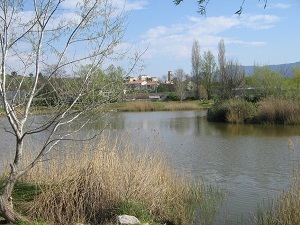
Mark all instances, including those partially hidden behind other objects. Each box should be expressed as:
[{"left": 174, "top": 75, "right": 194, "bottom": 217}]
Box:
[{"left": 207, "top": 97, "right": 300, "bottom": 125}]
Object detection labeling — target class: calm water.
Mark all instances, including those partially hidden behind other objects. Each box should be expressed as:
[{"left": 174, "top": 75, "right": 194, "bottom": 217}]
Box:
[{"left": 1, "top": 110, "right": 300, "bottom": 224}]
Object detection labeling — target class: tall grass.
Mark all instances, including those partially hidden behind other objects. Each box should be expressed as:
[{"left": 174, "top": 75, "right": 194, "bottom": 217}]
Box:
[
  {"left": 122, "top": 101, "right": 163, "bottom": 111},
  {"left": 253, "top": 169, "right": 300, "bottom": 225},
  {"left": 0, "top": 133, "right": 220, "bottom": 225},
  {"left": 207, "top": 97, "right": 300, "bottom": 124},
  {"left": 163, "top": 102, "right": 201, "bottom": 111},
  {"left": 255, "top": 97, "right": 300, "bottom": 124}
]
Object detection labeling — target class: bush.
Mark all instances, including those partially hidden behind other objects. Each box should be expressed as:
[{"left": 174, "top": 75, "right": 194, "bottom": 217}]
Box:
[
  {"left": 207, "top": 102, "right": 228, "bottom": 122},
  {"left": 166, "top": 93, "right": 180, "bottom": 101},
  {"left": 207, "top": 99, "right": 256, "bottom": 123}
]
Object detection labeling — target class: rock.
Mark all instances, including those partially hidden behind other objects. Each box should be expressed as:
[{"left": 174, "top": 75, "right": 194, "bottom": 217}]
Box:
[{"left": 116, "top": 215, "right": 140, "bottom": 225}]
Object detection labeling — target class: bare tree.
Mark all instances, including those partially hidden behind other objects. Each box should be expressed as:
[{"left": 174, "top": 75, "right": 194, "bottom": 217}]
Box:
[
  {"left": 0, "top": 0, "right": 142, "bottom": 223},
  {"left": 191, "top": 39, "right": 201, "bottom": 99},
  {"left": 217, "top": 40, "right": 245, "bottom": 99},
  {"left": 201, "top": 50, "right": 217, "bottom": 100},
  {"left": 174, "top": 68, "right": 187, "bottom": 103}
]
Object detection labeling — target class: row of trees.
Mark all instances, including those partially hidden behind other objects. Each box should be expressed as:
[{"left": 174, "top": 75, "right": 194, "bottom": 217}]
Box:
[
  {"left": 173, "top": 39, "right": 300, "bottom": 102},
  {"left": 173, "top": 39, "right": 245, "bottom": 101}
]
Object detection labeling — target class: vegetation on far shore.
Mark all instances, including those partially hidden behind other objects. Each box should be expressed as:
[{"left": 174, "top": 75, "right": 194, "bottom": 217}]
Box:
[
  {"left": 102, "top": 100, "right": 213, "bottom": 112},
  {"left": 207, "top": 96, "right": 300, "bottom": 125}
]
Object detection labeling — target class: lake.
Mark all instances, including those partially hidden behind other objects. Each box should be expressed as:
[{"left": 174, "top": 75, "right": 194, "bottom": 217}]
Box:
[{"left": 1, "top": 110, "right": 300, "bottom": 224}]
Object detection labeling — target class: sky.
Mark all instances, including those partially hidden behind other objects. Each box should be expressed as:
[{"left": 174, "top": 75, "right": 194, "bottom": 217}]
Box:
[{"left": 121, "top": 0, "right": 300, "bottom": 78}]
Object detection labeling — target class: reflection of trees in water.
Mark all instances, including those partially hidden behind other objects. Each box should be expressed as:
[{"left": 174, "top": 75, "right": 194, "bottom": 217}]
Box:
[{"left": 209, "top": 122, "right": 300, "bottom": 137}]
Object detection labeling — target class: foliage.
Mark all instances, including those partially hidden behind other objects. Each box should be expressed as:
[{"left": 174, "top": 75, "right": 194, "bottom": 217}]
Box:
[
  {"left": 208, "top": 97, "right": 300, "bottom": 125},
  {"left": 157, "top": 83, "right": 175, "bottom": 92},
  {"left": 250, "top": 66, "right": 285, "bottom": 97},
  {"left": 224, "top": 99, "right": 256, "bottom": 123},
  {"left": 166, "top": 93, "right": 180, "bottom": 101},
  {"left": 201, "top": 50, "right": 217, "bottom": 100}
]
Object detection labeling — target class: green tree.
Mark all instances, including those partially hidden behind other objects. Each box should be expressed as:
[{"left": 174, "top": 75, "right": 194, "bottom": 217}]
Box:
[
  {"left": 201, "top": 50, "right": 217, "bottom": 100},
  {"left": 284, "top": 67, "right": 300, "bottom": 100},
  {"left": 251, "top": 66, "right": 285, "bottom": 97}
]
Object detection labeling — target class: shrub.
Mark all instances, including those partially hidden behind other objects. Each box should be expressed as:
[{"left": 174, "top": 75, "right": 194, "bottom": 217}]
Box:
[
  {"left": 207, "top": 102, "right": 228, "bottom": 122},
  {"left": 207, "top": 99, "right": 256, "bottom": 123},
  {"left": 224, "top": 99, "right": 256, "bottom": 123},
  {"left": 166, "top": 93, "right": 180, "bottom": 101}
]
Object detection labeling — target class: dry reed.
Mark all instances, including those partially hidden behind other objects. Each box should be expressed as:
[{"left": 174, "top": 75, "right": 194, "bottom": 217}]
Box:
[
  {"left": 122, "top": 101, "right": 161, "bottom": 111},
  {"left": 12, "top": 133, "right": 203, "bottom": 225},
  {"left": 163, "top": 102, "right": 200, "bottom": 111},
  {"left": 255, "top": 97, "right": 300, "bottom": 124},
  {"left": 253, "top": 170, "right": 300, "bottom": 225}
]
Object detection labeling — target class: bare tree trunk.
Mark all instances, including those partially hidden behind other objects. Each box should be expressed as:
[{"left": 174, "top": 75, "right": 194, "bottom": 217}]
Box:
[{"left": 0, "top": 171, "right": 29, "bottom": 223}]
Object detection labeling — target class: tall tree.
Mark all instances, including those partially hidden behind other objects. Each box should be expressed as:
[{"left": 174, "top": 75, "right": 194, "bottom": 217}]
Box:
[
  {"left": 0, "top": 0, "right": 141, "bottom": 223},
  {"left": 251, "top": 65, "right": 284, "bottom": 97},
  {"left": 201, "top": 50, "right": 217, "bottom": 100},
  {"left": 174, "top": 68, "right": 187, "bottom": 103},
  {"left": 217, "top": 39, "right": 245, "bottom": 99},
  {"left": 191, "top": 39, "right": 201, "bottom": 99}
]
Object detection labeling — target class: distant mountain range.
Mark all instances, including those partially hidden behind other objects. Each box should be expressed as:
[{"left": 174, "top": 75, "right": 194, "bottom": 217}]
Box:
[{"left": 242, "top": 61, "right": 300, "bottom": 77}]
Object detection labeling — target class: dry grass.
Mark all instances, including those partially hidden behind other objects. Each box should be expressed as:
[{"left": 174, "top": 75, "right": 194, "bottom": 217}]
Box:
[
  {"left": 253, "top": 170, "right": 300, "bottom": 225},
  {"left": 4, "top": 133, "right": 205, "bottom": 225},
  {"left": 122, "top": 101, "right": 163, "bottom": 111},
  {"left": 163, "top": 102, "right": 201, "bottom": 111},
  {"left": 255, "top": 97, "right": 300, "bottom": 124}
]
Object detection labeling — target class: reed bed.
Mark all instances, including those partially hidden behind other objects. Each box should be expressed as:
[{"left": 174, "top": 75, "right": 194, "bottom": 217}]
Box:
[
  {"left": 122, "top": 101, "right": 163, "bottom": 111},
  {"left": 255, "top": 97, "right": 300, "bottom": 124},
  {"left": 2, "top": 133, "right": 211, "bottom": 225},
  {"left": 163, "top": 102, "right": 201, "bottom": 111}
]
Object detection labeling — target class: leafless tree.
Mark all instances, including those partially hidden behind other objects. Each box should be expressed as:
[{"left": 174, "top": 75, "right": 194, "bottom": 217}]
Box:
[
  {"left": 0, "top": 0, "right": 142, "bottom": 223},
  {"left": 191, "top": 39, "right": 201, "bottom": 99},
  {"left": 217, "top": 39, "right": 245, "bottom": 99},
  {"left": 174, "top": 68, "right": 187, "bottom": 103}
]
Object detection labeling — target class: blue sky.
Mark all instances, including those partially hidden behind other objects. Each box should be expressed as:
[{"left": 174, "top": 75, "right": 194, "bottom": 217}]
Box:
[{"left": 121, "top": 0, "right": 300, "bottom": 78}]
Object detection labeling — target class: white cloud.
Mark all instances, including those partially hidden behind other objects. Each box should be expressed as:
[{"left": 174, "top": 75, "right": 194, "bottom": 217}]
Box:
[
  {"left": 123, "top": 0, "right": 148, "bottom": 11},
  {"left": 136, "top": 14, "right": 277, "bottom": 61},
  {"left": 240, "top": 14, "right": 281, "bottom": 30},
  {"left": 268, "top": 3, "right": 291, "bottom": 9}
]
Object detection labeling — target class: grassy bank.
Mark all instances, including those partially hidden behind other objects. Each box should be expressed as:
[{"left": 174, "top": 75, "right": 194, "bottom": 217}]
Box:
[
  {"left": 0, "top": 133, "right": 222, "bottom": 225},
  {"left": 207, "top": 97, "right": 300, "bottom": 124},
  {"left": 103, "top": 100, "right": 213, "bottom": 112}
]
